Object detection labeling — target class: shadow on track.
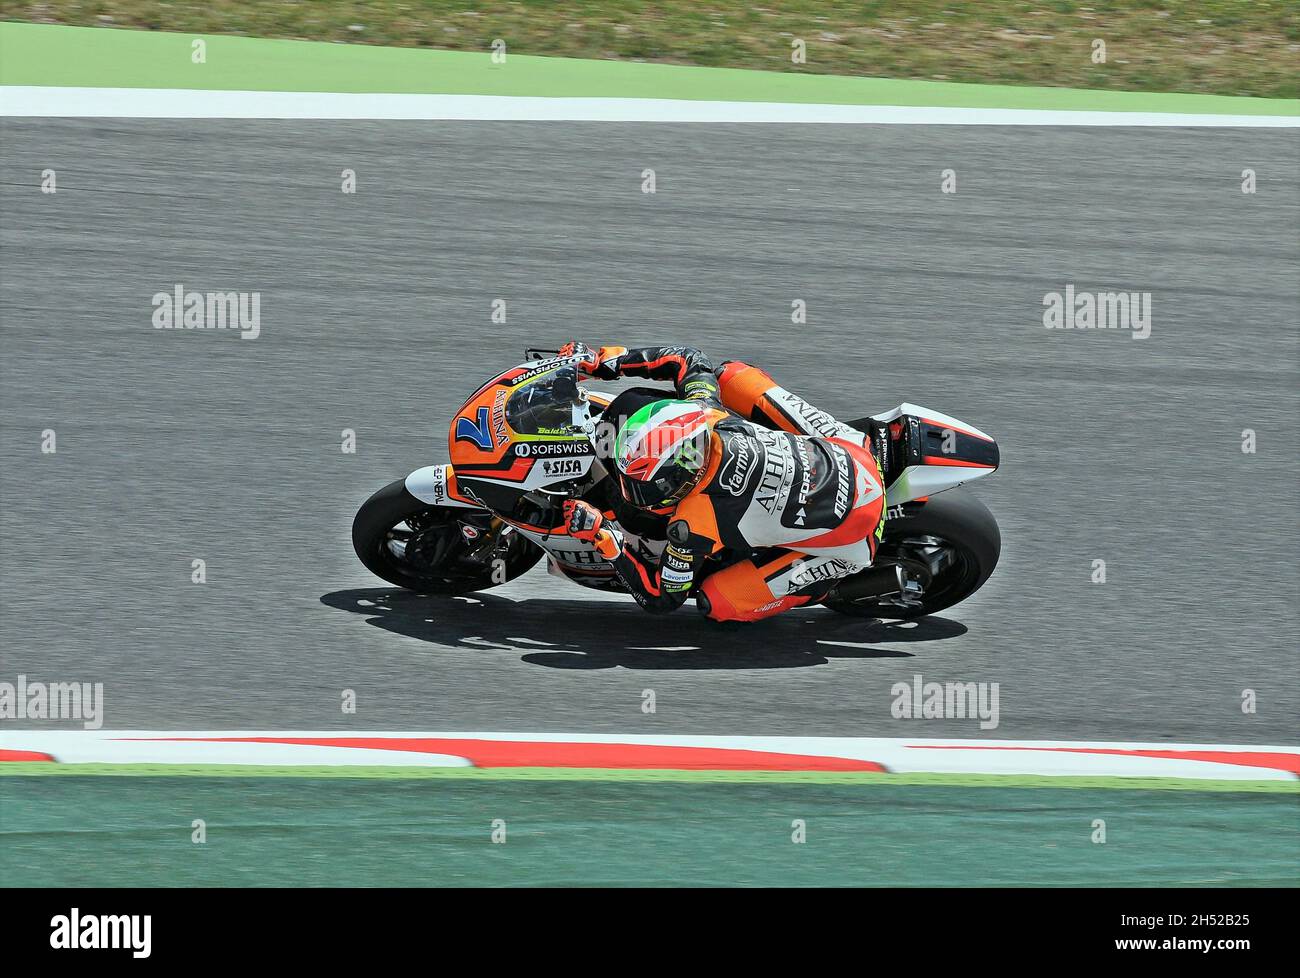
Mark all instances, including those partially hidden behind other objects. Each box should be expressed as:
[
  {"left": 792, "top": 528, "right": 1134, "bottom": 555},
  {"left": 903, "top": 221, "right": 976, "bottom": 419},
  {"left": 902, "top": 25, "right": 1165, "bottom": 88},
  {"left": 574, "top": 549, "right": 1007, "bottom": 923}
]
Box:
[{"left": 320, "top": 588, "right": 969, "bottom": 670}]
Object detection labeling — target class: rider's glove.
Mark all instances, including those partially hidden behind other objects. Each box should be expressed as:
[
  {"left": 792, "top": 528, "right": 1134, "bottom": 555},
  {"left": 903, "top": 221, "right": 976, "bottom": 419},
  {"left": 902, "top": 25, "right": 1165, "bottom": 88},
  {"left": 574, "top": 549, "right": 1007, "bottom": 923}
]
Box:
[
  {"left": 563, "top": 498, "right": 604, "bottom": 540},
  {"left": 562, "top": 500, "right": 622, "bottom": 559},
  {"left": 559, "top": 341, "right": 627, "bottom": 380},
  {"left": 558, "top": 341, "right": 600, "bottom": 376}
]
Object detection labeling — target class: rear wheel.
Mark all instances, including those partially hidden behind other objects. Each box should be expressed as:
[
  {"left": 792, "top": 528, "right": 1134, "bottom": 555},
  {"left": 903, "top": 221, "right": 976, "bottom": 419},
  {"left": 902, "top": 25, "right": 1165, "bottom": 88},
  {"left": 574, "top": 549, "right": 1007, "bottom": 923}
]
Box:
[
  {"left": 824, "top": 489, "right": 1000, "bottom": 619},
  {"left": 351, "top": 479, "right": 543, "bottom": 593}
]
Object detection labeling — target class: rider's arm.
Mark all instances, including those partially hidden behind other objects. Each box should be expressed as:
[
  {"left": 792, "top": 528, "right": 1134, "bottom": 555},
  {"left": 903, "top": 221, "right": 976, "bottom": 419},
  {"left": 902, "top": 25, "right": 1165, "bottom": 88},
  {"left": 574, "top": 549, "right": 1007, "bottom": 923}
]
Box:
[
  {"left": 610, "top": 539, "right": 695, "bottom": 615},
  {"left": 584, "top": 345, "right": 723, "bottom": 405},
  {"left": 563, "top": 500, "right": 710, "bottom": 615},
  {"left": 602, "top": 520, "right": 705, "bottom": 615},
  {"left": 715, "top": 360, "right": 867, "bottom": 446}
]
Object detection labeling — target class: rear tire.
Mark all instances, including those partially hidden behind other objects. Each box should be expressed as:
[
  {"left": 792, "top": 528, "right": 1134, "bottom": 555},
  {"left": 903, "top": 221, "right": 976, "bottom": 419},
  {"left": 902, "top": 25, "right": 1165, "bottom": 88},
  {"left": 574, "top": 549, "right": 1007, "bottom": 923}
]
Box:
[
  {"left": 352, "top": 478, "right": 543, "bottom": 593},
  {"left": 824, "top": 489, "right": 1000, "bottom": 620}
]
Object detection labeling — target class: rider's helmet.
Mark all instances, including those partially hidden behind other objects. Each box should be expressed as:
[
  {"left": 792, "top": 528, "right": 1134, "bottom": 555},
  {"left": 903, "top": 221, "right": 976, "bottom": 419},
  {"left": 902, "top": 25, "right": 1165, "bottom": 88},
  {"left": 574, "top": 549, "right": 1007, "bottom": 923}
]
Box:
[{"left": 613, "top": 399, "right": 714, "bottom": 510}]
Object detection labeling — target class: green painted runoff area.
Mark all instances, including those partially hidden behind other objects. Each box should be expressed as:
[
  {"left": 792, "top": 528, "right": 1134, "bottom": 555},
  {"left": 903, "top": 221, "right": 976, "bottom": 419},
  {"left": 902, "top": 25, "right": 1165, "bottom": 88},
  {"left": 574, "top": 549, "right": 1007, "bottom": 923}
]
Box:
[
  {"left": 3, "top": 774, "right": 1295, "bottom": 886},
  {"left": 2, "top": 23, "right": 1295, "bottom": 117}
]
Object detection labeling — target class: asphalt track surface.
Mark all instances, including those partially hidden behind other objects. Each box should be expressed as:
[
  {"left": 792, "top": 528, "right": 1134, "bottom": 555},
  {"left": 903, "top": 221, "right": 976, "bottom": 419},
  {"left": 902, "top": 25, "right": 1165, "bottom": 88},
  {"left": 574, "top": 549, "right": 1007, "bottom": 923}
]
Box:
[{"left": 1, "top": 120, "right": 1297, "bottom": 742}]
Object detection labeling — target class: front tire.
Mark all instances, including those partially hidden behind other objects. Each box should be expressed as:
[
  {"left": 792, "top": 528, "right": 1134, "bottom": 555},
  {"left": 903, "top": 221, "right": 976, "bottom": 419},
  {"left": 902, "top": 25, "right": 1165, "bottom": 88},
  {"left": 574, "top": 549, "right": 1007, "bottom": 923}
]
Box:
[
  {"left": 352, "top": 479, "right": 543, "bottom": 593},
  {"left": 824, "top": 489, "right": 1000, "bottom": 619}
]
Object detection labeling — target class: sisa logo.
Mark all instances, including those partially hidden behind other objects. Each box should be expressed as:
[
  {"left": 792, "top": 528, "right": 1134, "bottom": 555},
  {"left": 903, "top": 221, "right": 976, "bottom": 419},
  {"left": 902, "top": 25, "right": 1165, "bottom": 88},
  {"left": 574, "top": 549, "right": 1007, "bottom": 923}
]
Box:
[{"left": 542, "top": 458, "right": 583, "bottom": 478}]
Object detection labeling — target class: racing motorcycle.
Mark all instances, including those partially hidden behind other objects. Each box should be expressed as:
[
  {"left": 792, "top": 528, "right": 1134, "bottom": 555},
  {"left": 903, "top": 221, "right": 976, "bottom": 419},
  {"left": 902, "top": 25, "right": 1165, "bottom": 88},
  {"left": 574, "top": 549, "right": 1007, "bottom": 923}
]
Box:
[{"left": 352, "top": 349, "right": 1001, "bottom": 619}]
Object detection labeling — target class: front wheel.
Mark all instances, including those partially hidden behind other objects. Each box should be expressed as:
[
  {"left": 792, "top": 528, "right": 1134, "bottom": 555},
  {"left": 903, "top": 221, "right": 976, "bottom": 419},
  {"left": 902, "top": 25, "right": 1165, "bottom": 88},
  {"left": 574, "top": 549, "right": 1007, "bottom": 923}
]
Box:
[
  {"left": 824, "top": 489, "right": 1000, "bottom": 619},
  {"left": 352, "top": 479, "right": 543, "bottom": 593}
]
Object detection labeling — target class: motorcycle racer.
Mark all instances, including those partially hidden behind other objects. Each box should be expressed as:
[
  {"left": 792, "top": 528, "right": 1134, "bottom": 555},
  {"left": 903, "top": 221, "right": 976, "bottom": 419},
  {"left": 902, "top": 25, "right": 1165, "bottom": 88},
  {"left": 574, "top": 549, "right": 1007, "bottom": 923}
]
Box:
[{"left": 558, "top": 343, "right": 887, "bottom": 621}]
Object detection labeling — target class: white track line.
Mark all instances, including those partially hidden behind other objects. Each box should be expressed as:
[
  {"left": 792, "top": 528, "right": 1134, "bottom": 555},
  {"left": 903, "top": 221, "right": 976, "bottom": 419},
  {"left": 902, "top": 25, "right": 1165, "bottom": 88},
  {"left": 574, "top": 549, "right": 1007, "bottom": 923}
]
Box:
[{"left": 2, "top": 86, "right": 1296, "bottom": 126}]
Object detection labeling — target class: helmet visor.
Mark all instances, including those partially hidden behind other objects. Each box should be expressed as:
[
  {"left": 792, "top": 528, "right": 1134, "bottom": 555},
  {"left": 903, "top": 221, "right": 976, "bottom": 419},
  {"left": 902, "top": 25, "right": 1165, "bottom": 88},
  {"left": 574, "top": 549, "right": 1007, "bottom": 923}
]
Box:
[{"left": 617, "top": 464, "right": 697, "bottom": 510}]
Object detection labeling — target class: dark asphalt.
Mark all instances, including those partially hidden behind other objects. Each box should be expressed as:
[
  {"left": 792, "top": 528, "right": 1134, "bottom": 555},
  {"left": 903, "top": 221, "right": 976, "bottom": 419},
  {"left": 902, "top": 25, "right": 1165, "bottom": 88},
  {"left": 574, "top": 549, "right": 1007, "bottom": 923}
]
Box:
[{"left": 1, "top": 119, "right": 1296, "bottom": 741}]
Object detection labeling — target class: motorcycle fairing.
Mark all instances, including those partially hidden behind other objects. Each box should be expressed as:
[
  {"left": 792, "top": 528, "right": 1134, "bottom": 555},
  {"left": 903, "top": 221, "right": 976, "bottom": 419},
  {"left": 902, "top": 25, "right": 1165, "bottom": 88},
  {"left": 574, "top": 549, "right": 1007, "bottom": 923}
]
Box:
[
  {"left": 405, "top": 463, "right": 484, "bottom": 508},
  {"left": 857, "top": 403, "right": 1000, "bottom": 505},
  {"left": 446, "top": 360, "right": 596, "bottom": 513},
  {"left": 520, "top": 525, "right": 664, "bottom": 593}
]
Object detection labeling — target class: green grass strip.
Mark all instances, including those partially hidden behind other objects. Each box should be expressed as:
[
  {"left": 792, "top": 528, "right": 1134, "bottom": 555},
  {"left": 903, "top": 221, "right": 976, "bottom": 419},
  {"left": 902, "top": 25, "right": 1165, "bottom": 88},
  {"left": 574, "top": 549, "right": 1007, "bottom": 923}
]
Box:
[
  {"left": 1, "top": 23, "right": 1295, "bottom": 116},
  {"left": 1, "top": 763, "right": 1295, "bottom": 792},
  {"left": 4, "top": 2, "right": 1296, "bottom": 100}
]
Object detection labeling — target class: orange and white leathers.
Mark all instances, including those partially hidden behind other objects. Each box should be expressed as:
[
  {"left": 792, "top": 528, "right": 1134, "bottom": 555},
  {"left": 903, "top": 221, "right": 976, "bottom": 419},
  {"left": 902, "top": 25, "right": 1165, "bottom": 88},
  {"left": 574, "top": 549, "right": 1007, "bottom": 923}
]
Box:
[
  {"left": 563, "top": 346, "right": 885, "bottom": 622},
  {"left": 683, "top": 361, "right": 885, "bottom": 621}
]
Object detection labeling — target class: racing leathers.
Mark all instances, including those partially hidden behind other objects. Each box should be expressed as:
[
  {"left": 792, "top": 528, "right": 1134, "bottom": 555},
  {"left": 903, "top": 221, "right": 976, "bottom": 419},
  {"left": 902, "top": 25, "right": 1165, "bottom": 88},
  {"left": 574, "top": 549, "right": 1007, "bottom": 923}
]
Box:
[{"left": 562, "top": 345, "right": 887, "bottom": 622}]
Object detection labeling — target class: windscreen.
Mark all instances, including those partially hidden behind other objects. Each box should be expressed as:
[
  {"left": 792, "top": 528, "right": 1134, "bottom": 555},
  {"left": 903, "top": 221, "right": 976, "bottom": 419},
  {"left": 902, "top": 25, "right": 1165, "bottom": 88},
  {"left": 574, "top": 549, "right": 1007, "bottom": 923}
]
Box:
[{"left": 504, "top": 366, "right": 581, "bottom": 436}]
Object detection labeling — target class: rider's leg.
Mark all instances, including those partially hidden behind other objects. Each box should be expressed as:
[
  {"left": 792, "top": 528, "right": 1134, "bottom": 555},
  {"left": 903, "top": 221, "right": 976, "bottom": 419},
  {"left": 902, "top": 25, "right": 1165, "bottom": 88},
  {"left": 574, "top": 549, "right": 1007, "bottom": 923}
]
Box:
[
  {"left": 698, "top": 437, "right": 885, "bottom": 622},
  {"left": 717, "top": 360, "right": 867, "bottom": 446},
  {"left": 787, "top": 437, "right": 887, "bottom": 562},
  {"left": 697, "top": 549, "right": 864, "bottom": 622}
]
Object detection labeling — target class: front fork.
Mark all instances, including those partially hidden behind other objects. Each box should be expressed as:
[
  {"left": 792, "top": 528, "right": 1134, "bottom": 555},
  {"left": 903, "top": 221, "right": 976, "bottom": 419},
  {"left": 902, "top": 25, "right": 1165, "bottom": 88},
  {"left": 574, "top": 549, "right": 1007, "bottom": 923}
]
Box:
[{"left": 454, "top": 513, "right": 515, "bottom": 565}]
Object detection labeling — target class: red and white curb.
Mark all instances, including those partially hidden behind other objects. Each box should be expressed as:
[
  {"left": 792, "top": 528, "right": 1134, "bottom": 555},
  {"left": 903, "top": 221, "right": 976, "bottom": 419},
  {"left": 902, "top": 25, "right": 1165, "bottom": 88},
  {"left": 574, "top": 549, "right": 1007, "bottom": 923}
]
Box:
[{"left": 2, "top": 731, "right": 1297, "bottom": 780}]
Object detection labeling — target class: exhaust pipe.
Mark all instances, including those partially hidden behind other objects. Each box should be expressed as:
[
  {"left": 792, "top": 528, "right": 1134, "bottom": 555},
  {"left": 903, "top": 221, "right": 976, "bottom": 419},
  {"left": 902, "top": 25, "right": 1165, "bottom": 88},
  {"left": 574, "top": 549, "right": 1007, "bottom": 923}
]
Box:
[{"left": 828, "top": 564, "right": 906, "bottom": 601}]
